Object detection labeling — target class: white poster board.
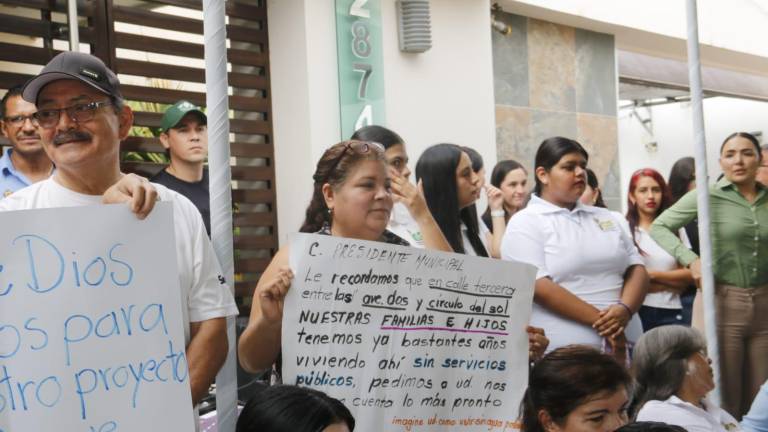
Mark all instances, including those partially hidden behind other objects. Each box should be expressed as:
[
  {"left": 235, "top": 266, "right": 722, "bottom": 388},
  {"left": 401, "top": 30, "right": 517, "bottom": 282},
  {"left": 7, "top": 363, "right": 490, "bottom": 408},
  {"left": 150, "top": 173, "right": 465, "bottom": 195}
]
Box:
[
  {"left": 283, "top": 234, "right": 536, "bottom": 431},
  {"left": 0, "top": 203, "right": 194, "bottom": 431}
]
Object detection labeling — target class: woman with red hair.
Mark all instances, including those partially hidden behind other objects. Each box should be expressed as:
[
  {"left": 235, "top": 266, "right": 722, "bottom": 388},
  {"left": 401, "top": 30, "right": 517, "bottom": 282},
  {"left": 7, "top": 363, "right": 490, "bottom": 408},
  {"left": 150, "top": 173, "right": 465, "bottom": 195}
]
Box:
[{"left": 626, "top": 168, "right": 693, "bottom": 332}]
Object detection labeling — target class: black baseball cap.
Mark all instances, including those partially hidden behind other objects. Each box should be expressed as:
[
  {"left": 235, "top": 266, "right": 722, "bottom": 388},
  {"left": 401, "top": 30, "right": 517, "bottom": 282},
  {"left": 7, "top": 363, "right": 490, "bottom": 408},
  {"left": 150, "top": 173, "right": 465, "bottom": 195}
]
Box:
[{"left": 22, "top": 51, "right": 122, "bottom": 104}]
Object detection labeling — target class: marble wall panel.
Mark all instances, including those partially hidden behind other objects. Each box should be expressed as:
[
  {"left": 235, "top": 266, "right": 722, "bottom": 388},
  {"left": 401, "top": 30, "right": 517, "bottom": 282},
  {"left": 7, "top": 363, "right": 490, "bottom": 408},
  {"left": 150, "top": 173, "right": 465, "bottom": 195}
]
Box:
[
  {"left": 492, "top": 15, "right": 620, "bottom": 210},
  {"left": 492, "top": 12, "right": 528, "bottom": 107},
  {"left": 495, "top": 105, "right": 533, "bottom": 170},
  {"left": 528, "top": 19, "right": 576, "bottom": 112},
  {"left": 531, "top": 109, "right": 578, "bottom": 150},
  {"left": 577, "top": 113, "right": 619, "bottom": 207},
  {"left": 575, "top": 29, "right": 617, "bottom": 116},
  {"left": 603, "top": 157, "right": 622, "bottom": 211}
]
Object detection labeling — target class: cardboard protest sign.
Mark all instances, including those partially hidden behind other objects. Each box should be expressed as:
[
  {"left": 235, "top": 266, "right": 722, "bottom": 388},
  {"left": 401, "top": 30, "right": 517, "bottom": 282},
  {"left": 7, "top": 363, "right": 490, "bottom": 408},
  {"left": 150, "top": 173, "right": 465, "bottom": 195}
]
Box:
[
  {"left": 283, "top": 233, "right": 536, "bottom": 431},
  {"left": 0, "top": 203, "right": 194, "bottom": 431}
]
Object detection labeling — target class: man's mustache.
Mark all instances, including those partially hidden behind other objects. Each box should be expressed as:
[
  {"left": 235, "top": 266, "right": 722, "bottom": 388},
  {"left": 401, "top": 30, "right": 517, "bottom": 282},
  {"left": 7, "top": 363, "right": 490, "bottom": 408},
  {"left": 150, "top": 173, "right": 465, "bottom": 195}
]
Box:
[
  {"left": 53, "top": 131, "right": 92, "bottom": 145},
  {"left": 16, "top": 131, "right": 41, "bottom": 140}
]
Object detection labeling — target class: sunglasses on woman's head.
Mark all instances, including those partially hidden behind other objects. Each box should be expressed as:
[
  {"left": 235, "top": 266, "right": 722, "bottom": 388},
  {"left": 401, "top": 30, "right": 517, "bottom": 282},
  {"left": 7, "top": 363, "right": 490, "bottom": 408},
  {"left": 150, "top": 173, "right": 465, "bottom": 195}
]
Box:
[{"left": 324, "top": 141, "right": 385, "bottom": 180}]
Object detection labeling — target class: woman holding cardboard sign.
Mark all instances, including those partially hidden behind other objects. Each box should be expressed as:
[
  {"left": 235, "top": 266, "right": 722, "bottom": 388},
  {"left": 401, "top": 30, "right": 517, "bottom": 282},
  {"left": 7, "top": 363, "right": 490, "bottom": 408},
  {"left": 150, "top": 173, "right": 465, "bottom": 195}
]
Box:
[
  {"left": 501, "top": 137, "right": 648, "bottom": 362},
  {"left": 238, "top": 140, "right": 424, "bottom": 373}
]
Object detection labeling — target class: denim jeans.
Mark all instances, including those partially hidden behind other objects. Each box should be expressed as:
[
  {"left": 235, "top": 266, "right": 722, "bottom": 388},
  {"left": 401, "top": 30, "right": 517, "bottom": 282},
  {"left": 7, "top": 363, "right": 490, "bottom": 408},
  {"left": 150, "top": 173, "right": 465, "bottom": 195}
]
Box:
[{"left": 638, "top": 305, "right": 684, "bottom": 332}]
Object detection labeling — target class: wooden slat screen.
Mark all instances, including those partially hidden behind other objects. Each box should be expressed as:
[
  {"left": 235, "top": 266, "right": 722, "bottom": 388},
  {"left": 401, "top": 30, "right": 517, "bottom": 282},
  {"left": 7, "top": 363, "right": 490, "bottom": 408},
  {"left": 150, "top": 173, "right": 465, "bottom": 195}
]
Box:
[
  {"left": 0, "top": 0, "right": 276, "bottom": 316},
  {"left": 0, "top": 0, "right": 95, "bottom": 134}
]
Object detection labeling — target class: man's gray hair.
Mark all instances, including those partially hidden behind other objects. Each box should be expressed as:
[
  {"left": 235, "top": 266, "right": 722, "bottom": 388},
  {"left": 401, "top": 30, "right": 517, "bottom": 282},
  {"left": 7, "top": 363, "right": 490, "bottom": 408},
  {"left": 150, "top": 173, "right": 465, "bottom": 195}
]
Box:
[{"left": 631, "top": 325, "right": 706, "bottom": 416}]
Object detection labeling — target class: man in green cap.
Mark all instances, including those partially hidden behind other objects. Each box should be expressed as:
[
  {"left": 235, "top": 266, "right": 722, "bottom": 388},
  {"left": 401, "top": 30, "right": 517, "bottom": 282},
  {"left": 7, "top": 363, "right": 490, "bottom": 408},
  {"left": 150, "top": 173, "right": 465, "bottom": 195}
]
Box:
[{"left": 152, "top": 100, "right": 210, "bottom": 234}]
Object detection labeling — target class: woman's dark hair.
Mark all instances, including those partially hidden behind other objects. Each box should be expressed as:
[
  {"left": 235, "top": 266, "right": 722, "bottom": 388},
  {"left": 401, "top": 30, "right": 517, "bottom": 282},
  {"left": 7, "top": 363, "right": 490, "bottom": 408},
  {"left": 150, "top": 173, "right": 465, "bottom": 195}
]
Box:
[
  {"left": 616, "top": 422, "right": 687, "bottom": 432},
  {"left": 491, "top": 160, "right": 527, "bottom": 188},
  {"left": 631, "top": 325, "right": 706, "bottom": 418},
  {"left": 462, "top": 146, "right": 484, "bottom": 172},
  {"left": 300, "top": 140, "right": 386, "bottom": 233},
  {"left": 416, "top": 144, "right": 488, "bottom": 256},
  {"left": 667, "top": 157, "right": 695, "bottom": 205},
  {"left": 461, "top": 146, "right": 490, "bottom": 253},
  {"left": 625, "top": 168, "right": 673, "bottom": 254},
  {"left": 350, "top": 125, "right": 404, "bottom": 150},
  {"left": 720, "top": 132, "right": 762, "bottom": 159},
  {"left": 482, "top": 159, "right": 528, "bottom": 228},
  {"left": 585, "top": 168, "right": 607, "bottom": 208},
  {"left": 533, "top": 137, "right": 589, "bottom": 195},
  {"left": 521, "top": 345, "right": 631, "bottom": 432},
  {"left": 236, "top": 385, "right": 355, "bottom": 432}
]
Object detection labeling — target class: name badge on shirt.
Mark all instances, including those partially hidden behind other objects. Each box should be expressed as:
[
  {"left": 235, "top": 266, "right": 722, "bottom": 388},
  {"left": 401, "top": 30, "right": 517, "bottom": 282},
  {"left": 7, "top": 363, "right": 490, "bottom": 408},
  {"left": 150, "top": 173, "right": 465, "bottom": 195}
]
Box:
[
  {"left": 594, "top": 217, "right": 616, "bottom": 232},
  {"left": 3, "top": 190, "right": 12, "bottom": 198}
]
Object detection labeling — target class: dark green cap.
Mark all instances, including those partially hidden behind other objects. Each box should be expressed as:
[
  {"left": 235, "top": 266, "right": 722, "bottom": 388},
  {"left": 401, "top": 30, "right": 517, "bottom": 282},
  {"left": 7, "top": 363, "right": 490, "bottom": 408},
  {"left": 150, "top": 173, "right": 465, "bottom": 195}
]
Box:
[{"left": 160, "top": 100, "right": 206, "bottom": 132}]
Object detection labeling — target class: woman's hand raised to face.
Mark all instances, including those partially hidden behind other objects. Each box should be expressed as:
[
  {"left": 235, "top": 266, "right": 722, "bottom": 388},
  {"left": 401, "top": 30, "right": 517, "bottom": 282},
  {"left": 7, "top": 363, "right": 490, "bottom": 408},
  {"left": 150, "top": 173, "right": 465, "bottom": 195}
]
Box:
[
  {"left": 258, "top": 266, "right": 294, "bottom": 325},
  {"left": 486, "top": 184, "right": 504, "bottom": 211},
  {"left": 389, "top": 168, "right": 430, "bottom": 219}
]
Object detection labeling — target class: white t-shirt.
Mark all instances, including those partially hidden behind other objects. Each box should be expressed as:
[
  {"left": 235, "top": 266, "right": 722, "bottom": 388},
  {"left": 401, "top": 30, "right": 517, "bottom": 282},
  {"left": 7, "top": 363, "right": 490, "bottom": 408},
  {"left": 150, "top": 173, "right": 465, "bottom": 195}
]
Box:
[
  {"left": 635, "top": 227, "right": 690, "bottom": 309},
  {"left": 0, "top": 178, "right": 239, "bottom": 345},
  {"left": 501, "top": 195, "right": 645, "bottom": 351},
  {"left": 636, "top": 395, "right": 741, "bottom": 432},
  {"left": 387, "top": 202, "right": 424, "bottom": 248},
  {"left": 460, "top": 214, "right": 490, "bottom": 257}
]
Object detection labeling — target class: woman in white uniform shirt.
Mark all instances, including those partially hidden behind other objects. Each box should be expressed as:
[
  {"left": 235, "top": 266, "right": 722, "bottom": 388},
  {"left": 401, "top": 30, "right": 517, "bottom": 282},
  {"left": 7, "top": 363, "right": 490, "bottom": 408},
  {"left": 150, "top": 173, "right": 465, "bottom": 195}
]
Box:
[
  {"left": 625, "top": 168, "right": 693, "bottom": 332},
  {"left": 501, "top": 137, "right": 648, "bottom": 359},
  {"left": 633, "top": 326, "right": 740, "bottom": 431}
]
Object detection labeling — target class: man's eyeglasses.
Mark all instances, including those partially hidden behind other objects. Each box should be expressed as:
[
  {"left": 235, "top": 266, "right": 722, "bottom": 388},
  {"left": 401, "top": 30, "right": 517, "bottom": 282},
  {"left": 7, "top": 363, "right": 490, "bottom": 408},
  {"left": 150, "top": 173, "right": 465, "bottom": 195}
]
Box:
[
  {"left": 33, "top": 101, "right": 113, "bottom": 129},
  {"left": 2, "top": 114, "right": 36, "bottom": 127}
]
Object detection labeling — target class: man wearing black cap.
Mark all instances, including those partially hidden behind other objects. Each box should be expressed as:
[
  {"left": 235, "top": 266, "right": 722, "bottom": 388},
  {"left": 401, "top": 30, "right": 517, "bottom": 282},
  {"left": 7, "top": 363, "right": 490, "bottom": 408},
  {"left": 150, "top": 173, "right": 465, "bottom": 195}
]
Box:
[
  {"left": 0, "top": 52, "right": 238, "bottom": 412},
  {"left": 152, "top": 100, "right": 211, "bottom": 235}
]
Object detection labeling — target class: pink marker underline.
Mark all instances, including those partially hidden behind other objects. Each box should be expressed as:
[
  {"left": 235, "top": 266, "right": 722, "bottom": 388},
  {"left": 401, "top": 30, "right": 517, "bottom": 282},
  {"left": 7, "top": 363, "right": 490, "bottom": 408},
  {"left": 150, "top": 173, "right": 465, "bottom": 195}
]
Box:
[{"left": 380, "top": 326, "right": 508, "bottom": 336}]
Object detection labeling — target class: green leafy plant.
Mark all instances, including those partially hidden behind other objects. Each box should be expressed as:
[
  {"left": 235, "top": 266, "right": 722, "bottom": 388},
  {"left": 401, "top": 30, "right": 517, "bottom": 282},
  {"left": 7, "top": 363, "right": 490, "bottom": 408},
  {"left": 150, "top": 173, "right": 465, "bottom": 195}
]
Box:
[{"left": 121, "top": 78, "right": 180, "bottom": 164}]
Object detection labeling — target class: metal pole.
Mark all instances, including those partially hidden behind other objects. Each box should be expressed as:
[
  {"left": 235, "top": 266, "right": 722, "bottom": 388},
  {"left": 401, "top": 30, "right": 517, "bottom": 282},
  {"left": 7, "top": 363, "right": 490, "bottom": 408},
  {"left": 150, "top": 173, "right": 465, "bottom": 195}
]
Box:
[
  {"left": 685, "top": 0, "right": 720, "bottom": 405},
  {"left": 202, "top": 0, "right": 238, "bottom": 430},
  {"left": 67, "top": 0, "right": 79, "bottom": 51}
]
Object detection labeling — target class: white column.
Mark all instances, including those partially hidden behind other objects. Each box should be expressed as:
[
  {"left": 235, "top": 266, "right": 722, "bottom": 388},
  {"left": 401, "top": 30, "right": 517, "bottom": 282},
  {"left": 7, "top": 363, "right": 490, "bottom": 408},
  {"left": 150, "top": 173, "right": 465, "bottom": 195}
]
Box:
[
  {"left": 685, "top": 0, "right": 720, "bottom": 404},
  {"left": 202, "top": 0, "right": 238, "bottom": 430}
]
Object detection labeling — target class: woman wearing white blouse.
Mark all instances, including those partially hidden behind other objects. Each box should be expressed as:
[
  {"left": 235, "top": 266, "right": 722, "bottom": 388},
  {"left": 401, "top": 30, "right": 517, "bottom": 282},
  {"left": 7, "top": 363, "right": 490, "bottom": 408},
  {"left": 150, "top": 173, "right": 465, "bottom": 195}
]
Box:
[
  {"left": 625, "top": 168, "right": 694, "bottom": 332},
  {"left": 501, "top": 137, "right": 648, "bottom": 360},
  {"left": 633, "top": 326, "right": 740, "bottom": 432}
]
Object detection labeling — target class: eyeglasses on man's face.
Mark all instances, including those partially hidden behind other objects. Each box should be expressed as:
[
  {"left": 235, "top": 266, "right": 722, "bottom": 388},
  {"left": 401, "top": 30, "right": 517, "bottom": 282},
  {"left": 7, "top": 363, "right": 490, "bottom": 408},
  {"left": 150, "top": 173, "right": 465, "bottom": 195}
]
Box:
[
  {"left": 3, "top": 114, "right": 37, "bottom": 127},
  {"left": 33, "top": 100, "right": 113, "bottom": 129}
]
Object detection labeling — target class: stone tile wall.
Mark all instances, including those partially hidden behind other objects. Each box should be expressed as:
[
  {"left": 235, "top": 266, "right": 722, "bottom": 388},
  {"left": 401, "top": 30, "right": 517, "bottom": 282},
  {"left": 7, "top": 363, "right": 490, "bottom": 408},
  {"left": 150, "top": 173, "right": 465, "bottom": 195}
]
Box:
[{"left": 492, "top": 12, "right": 621, "bottom": 210}]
